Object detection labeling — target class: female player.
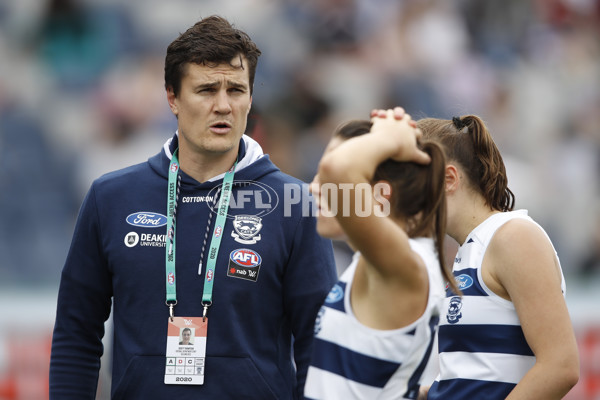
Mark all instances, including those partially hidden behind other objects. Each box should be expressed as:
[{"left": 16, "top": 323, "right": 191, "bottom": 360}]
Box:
[
  {"left": 304, "top": 109, "right": 457, "bottom": 399},
  {"left": 408, "top": 113, "right": 580, "bottom": 399}
]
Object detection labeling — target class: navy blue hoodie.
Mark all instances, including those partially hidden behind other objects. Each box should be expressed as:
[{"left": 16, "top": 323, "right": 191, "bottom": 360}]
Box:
[{"left": 50, "top": 133, "right": 337, "bottom": 399}]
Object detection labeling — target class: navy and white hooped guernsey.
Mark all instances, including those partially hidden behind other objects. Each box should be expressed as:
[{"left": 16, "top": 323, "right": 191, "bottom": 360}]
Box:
[
  {"left": 427, "top": 210, "right": 566, "bottom": 400},
  {"left": 304, "top": 238, "right": 445, "bottom": 400}
]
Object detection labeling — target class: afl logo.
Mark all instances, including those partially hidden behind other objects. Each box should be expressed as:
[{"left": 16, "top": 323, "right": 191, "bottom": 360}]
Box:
[
  {"left": 168, "top": 272, "right": 175, "bottom": 285},
  {"left": 325, "top": 284, "right": 344, "bottom": 303},
  {"left": 230, "top": 249, "right": 262, "bottom": 267},
  {"left": 455, "top": 274, "right": 474, "bottom": 290},
  {"left": 126, "top": 212, "right": 168, "bottom": 228}
]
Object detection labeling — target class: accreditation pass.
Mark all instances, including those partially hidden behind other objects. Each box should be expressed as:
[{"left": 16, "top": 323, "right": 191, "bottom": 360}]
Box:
[{"left": 164, "top": 316, "right": 208, "bottom": 385}]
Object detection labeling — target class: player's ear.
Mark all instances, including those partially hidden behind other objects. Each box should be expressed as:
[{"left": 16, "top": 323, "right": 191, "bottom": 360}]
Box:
[{"left": 445, "top": 164, "right": 459, "bottom": 193}]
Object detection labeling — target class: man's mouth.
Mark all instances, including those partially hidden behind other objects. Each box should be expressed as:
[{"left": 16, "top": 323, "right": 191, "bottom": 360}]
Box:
[{"left": 210, "top": 122, "right": 232, "bottom": 134}]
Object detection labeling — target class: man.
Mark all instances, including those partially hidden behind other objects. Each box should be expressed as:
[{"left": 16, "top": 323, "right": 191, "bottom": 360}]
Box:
[{"left": 50, "top": 16, "right": 337, "bottom": 399}]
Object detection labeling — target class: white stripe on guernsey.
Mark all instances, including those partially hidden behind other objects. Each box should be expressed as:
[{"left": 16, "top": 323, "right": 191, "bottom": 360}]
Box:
[
  {"left": 439, "top": 295, "right": 521, "bottom": 326},
  {"left": 317, "top": 306, "right": 424, "bottom": 362},
  {"left": 438, "top": 351, "right": 535, "bottom": 384},
  {"left": 305, "top": 367, "right": 382, "bottom": 400}
]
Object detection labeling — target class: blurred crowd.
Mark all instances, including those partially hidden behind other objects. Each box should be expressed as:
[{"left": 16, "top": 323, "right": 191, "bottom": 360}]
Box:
[{"left": 1, "top": 0, "right": 599, "bottom": 288}]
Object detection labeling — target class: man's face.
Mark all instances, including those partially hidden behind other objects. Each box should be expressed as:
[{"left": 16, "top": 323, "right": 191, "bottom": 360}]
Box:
[
  {"left": 167, "top": 56, "right": 252, "bottom": 159},
  {"left": 182, "top": 330, "right": 191, "bottom": 343}
]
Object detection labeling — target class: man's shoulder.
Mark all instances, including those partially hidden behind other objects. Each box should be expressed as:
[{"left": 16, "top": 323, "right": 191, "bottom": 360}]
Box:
[
  {"left": 89, "top": 161, "right": 160, "bottom": 201},
  {"left": 93, "top": 161, "right": 152, "bottom": 186},
  {"left": 254, "top": 169, "right": 306, "bottom": 190}
]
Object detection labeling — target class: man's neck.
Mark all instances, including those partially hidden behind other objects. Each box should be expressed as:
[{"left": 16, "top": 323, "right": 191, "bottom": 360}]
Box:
[{"left": 178, "top": 147, "right": 239, "bottom": 183}]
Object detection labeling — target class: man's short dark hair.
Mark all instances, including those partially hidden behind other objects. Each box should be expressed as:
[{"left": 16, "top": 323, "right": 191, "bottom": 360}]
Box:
[{"left": 165, "top": 15, "right": 262, "bottom": 96}]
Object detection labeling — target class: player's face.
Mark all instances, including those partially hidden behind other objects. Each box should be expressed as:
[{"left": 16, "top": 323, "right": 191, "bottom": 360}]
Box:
[
  {"left": 167, "top": 56, "right": 252, "bottom": 160},
  {"left": 310, "top": 136, "right": 347, "bottom": 241}
]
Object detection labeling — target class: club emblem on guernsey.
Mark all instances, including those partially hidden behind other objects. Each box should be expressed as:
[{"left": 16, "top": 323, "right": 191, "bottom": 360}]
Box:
[
  {"left": 227, "top": 249, "right": 262, "bottom": 282},
  {"left": 231, "top": 215, "right": 262, "bottom": 244},
  {"left": 446, "top": 296, "right": 463, "bottom": 324}
]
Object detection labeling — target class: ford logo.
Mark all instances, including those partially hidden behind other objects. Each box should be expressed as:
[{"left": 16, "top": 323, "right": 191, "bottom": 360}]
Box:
[
  {"left": 126, "top": 212, "right": 168, "bottom": 228},
  {"left": 455, "top": 274, "right": 474, "bottom": 290},
  {"left": 325, "top": 284, "right": 344, "bottom": 303}
]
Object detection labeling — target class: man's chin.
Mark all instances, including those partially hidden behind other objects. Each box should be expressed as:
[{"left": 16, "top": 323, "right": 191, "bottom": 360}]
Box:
[{"left": 205, "top": 136, "right": 241, "bottom": 154}]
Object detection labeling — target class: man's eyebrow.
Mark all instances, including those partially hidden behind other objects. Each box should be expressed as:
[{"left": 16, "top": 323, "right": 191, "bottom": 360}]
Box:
[
  {"left": 227, "top": 80, "right": 248, "bottom": 90},
  {"left": 195, "top": 81, "right": 219, "bottom": 90},
  {"left": 194, "top": 81, "right": 248, "bottom": 90}
]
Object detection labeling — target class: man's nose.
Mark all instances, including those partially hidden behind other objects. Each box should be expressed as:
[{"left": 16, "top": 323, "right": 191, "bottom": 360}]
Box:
[{"left": 214, "top": 90, "right": 232, "bottom": 113}]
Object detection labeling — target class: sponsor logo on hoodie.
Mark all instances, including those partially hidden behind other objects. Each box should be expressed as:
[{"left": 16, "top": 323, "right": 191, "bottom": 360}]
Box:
[
  {"left": 126, "top": 212, "right": 168, "bottom": 228},
  {"left": 227, "top": 248, "right": 262, "bottom": 282}
]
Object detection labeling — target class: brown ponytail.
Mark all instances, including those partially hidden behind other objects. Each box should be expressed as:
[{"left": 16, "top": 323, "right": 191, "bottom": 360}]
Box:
[
  {"left": 373, "top": 141, "right": 460, "bottom": 295},
  {"left": 418, "top": 116, "right": 515, "bottom": 212}
]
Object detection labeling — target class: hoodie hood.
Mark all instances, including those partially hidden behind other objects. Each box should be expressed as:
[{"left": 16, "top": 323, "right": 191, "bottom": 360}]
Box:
[{"left": 148, "top": 132, "right": 279, "bottom": 188}]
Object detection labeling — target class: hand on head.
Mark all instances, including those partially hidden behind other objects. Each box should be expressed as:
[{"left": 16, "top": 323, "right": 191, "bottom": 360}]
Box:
[{"left": 369, "top": 107, "right": 430, "bottom": 165}]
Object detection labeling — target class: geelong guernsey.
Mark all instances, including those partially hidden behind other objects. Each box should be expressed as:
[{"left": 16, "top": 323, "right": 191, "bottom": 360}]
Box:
[
  {"left": 304, "top": 238, "right": 445, "bottom": 400},
  {"left": 428, "top": 210, "right": 566, "bottom": 400}
]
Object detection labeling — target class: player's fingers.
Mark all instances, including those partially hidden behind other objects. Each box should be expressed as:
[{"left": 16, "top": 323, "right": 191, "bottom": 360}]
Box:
[
  {"left": 393, "top": 107, "right": 405, "bottom": 120},
  {"left": 412, "top": 149, "right": 431, "bottom": 165},
  {"left": 415, "top": 127, "right": 423, "bottom": 140}
]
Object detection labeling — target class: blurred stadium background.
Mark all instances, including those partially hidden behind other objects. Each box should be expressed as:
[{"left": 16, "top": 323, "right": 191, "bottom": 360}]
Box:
[{"left": 0, "top": 0, "right": 599, "bottom": 398}]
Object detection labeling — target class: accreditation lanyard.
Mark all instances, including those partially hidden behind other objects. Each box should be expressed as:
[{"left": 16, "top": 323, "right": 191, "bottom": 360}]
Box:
[{"left": 165, "top": 149, "right": 237, "bottom": 319}]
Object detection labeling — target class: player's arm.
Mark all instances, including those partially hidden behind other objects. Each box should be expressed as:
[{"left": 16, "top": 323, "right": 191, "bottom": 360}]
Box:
[
  {"left": 317, "top": 110, "right": 429, "bottom": 285},
  {"left": 488, "top": 219, "right": 579, "bottom": 399}
]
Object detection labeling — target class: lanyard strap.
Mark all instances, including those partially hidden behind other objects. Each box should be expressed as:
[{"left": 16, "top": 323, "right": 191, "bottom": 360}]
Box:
[
  {"left": 165, "top": 150, "right": 180, "bottom": 309},
  {"left": 201, "top": 164, "right": 236, "bottom": 308},
  {"left": 165, "top": 149, "right": 236, "bottom": 319}
]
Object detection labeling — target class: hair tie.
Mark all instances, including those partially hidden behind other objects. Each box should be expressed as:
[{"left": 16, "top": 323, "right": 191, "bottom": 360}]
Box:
[{"left": 452, "top": 116, "right": 468, "bottom": 132}]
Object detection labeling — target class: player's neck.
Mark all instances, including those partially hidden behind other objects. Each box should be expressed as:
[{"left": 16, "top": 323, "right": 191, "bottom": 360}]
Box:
[{"left": 450, "top": 196, "right": 499, "bottom": 245}]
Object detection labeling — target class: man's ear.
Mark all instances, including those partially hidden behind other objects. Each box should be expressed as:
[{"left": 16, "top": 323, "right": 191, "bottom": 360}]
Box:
[
  {"left": 445, "top": 164, "right": 460, "bottom": 193},
  {"left": 166, "top": 86, "right": 178, "bottom": 116}
]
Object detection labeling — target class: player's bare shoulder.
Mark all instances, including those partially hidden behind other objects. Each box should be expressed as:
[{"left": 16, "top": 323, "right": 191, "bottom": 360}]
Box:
[{"left": 489, "top": 217, "right": 561, "bottom": 285}]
